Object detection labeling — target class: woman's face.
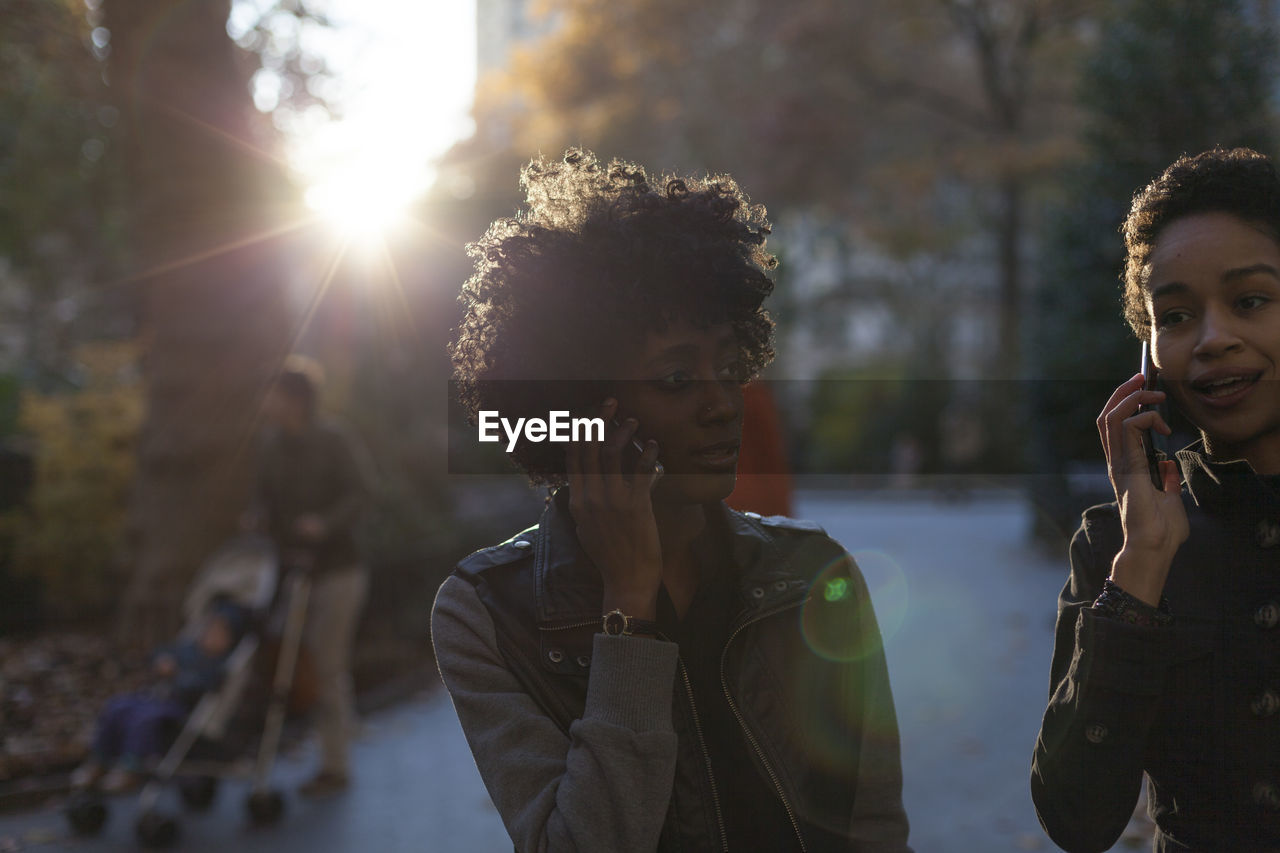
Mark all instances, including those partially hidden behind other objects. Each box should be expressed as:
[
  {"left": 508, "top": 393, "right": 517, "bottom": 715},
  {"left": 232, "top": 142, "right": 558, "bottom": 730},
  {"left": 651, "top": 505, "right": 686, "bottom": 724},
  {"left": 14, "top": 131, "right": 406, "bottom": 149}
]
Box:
[
  {"left": 611, "top": 319, "right": 746, "bottom": 505},
  {"left": 1148, "top": 211, "right": 1280, "bottom": 462}
]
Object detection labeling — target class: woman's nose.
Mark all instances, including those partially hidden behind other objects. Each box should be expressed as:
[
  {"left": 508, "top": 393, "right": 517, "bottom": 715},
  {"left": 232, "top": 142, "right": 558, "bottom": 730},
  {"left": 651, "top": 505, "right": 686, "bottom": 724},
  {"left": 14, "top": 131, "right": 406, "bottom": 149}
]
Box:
[
  {"left": 697, "top": 379, "right": 741, "bottom": 423},
  {"left": 1192, "top": 305, "right": 1245, "bottom": 359}
]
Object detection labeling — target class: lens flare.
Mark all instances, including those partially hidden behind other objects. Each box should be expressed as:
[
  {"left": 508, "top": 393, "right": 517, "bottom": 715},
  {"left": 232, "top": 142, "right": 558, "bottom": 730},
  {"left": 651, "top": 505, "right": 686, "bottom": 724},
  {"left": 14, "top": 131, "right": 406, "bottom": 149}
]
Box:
[
  {"left": 800, "top": 549, "right": 909, "bottom": 662},
  {"left": 823, "top": 577, "right": 849, "bottom": 602}
]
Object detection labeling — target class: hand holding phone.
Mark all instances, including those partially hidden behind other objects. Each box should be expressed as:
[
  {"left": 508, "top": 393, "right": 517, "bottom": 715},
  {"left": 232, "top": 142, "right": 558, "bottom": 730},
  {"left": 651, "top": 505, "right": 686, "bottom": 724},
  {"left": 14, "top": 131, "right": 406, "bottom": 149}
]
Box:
[
  {"left": 1100, "top": 352, "right": 1188, "bottom": 606},
  {"left": 566, "top": 400, "right": 664, "bottom": 620}
]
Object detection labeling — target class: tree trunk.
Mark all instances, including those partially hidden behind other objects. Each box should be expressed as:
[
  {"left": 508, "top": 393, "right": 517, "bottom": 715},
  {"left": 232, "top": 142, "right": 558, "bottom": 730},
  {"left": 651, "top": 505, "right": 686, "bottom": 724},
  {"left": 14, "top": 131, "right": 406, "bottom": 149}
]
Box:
[
  {"left": 106, "top": 0, "right": 293, "bottom": 647},
  {"left": 996, "top": 172, "right": 1022, "bottom": 376}
]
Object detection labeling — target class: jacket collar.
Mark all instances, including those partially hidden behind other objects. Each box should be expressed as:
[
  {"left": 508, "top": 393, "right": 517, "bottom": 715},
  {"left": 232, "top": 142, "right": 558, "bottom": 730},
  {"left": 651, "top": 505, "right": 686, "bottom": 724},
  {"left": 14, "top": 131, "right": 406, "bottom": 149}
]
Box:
[
  {"left": 531, "top": 488, "right": 807, "bottom": 625},
  {"left": 1176, "top": 439, "right": 1280, "bottom": 514}
]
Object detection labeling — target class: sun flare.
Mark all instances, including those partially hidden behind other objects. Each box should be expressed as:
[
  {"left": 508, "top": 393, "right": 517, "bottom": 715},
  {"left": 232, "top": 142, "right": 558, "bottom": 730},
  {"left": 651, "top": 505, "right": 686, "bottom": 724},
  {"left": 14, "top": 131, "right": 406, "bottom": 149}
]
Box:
[{"left": 304, "top": 163, "right": 418, "bottom": 246}]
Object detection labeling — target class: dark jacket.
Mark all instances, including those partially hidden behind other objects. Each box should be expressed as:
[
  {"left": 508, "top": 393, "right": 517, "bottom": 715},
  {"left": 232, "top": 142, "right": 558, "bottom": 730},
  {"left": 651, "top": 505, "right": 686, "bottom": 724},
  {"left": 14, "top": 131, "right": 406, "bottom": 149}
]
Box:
[
  {"left": 1031, "top": 444, "right": 1280, "bottom": 852},
  {"left": 432, "top": 491, "right": 911, "bottom": 853},
  {"left": 256, "top": 420, "right": 367, "bottom": 576}
]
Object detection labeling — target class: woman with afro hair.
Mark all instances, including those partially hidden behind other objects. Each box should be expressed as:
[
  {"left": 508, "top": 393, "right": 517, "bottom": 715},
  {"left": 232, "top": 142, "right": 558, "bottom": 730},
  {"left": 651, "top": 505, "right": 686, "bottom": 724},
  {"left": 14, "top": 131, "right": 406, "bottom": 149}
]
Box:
[{"left": 433, "top": 150, "right": 912, "bottom": 852}]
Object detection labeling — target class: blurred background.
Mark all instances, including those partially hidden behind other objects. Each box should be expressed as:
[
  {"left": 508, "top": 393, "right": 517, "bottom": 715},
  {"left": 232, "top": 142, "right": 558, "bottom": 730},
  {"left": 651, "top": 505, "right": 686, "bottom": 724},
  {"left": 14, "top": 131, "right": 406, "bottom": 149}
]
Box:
[{"left": 1, "top": 0, "right": 1276, "bottom": 849}]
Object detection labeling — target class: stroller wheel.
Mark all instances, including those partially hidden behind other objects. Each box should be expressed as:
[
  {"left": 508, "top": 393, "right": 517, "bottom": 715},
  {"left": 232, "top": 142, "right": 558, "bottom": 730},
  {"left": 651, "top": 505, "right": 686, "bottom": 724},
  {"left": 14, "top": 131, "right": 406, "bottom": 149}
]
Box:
[
  {"left": 135, "top": 810, "right": 180, "bottom": 849},
  {"left": 178, "top": 775, "right": 219, "bottom": 811},
  {"left": 65, "top": 790, "right": 108, "bottom": 836},
  {"left": 246, "top": 789, "right": 285, "bottom": 825}
]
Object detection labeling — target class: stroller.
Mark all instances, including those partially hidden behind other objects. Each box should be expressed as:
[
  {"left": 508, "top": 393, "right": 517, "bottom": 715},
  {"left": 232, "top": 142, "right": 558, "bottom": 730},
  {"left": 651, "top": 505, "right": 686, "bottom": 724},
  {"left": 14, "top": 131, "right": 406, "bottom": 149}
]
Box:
[{"left": 66, "top": 534, "right": 316, "bottom": 848}]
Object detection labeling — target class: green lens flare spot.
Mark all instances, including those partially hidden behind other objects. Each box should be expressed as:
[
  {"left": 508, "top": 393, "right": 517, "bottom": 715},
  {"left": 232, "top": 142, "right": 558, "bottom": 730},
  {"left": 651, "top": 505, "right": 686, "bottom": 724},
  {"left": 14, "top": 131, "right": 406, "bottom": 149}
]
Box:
[{"left": 823, "top": 577, "right": 850, "bottom": 602}]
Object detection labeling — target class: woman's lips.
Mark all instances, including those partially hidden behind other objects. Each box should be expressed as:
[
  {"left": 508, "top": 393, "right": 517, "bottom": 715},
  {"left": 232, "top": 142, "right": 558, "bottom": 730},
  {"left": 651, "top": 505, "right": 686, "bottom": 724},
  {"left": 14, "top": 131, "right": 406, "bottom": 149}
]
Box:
[
  {"left": 1190, "top": 372, "right": 1262, "bottom": 408},
  {"left": 691, "top": 442, "right": 740, "bottom": 469}
]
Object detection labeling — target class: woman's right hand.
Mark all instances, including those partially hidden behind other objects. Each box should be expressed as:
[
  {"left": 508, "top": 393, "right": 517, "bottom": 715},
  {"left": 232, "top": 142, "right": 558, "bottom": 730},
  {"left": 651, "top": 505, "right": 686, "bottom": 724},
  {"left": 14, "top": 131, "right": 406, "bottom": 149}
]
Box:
[
  {"left": 566, "top": 399, "right": 665, "bottom": 621},
  {"left": 1097, "top": 373, "right": 1189, "bottom": 606}
]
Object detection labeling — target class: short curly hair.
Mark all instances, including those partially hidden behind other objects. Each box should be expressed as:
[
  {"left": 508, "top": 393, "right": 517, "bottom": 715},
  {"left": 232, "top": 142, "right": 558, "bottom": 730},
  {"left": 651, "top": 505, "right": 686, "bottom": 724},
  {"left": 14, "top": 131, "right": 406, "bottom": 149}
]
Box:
[
  {"left": 451, "top": 149, "right": 777, "bottom": 486},
  {"left": 1122, "top": 147, "right": 1280, "bottom": 337}
]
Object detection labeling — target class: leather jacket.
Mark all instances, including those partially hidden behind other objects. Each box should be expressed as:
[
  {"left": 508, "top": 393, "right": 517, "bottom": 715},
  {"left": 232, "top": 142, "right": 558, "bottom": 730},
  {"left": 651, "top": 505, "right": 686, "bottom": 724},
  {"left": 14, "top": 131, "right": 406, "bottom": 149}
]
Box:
[{"left": 436, "top": 490, "right": 911, "bottom": 852}]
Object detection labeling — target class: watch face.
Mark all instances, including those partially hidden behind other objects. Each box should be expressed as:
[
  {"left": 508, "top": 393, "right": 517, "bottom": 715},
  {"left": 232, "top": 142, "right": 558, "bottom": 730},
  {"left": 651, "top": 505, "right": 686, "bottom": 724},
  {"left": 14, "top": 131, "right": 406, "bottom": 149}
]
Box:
[{"left": 602, "top": 611, "right": 627, "bottom": 635}]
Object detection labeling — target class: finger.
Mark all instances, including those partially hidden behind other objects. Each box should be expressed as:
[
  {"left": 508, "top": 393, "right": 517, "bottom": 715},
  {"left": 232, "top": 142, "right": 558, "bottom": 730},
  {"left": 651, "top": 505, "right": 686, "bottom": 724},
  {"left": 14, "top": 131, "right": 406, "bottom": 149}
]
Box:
[
  {"left": 633, "top": 440, "right": 663, "bottom": 503},
  {"left": 580, "top": 399, "right": 614, "bottom": 481},
  {"left": 639, "top": 440, "right": 663, "bottom": 490},
  {"left": 601, "top": 416, "right": 636, "bottom": 477},
  {"left": 1147, "top": 410, "right": 1173, "bottom": 436},
  {"left": 1098, "top": 373, "right": 1148, "bottom": 435},
  {"left": 1105, "top": 388, "right": 1168, "bottom": 426},
  {"left": 1103, "top": 389, "right": 1168, "bottom": 460},
  {"left": 603, "top": 418, "right": 638, "bottom": 502},
  {"left": 565, "top": 436, "right": 587, "bottom": 514},
  {"left": 1120, "top": 410, "right": 1170, "bottom": 434},
  {"left": 1110, "top": 410, "right": 1166, "bottom": 474},
  {"left": 1159, "top": 459, "right": 1180, "bottom": 494}
]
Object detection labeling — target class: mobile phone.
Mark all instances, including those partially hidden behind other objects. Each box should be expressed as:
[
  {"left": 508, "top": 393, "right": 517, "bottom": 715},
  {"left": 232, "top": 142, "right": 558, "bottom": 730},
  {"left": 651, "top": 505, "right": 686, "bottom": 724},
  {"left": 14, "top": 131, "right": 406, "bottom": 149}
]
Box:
[
  {"left": 612, "top": 418, "right": 663, "bottom": 477},
  {"left": 1140, "top": 341, "right": 1166, "bottom": 489}
]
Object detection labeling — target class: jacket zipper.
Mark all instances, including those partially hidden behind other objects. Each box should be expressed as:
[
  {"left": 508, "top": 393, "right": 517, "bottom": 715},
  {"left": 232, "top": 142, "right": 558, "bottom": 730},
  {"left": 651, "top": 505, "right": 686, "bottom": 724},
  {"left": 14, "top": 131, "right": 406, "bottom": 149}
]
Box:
[
  {"left": 537, "top": 605, "right": 805, "bottom": 851},
  {"left": 721, "top": 598, "right": 809, "bottom": 853},
  {"left": 538, "top": 620, "right": 600, "bottom": 632},
  {"left": 678, "top": 657, "right": 729, "bottom": 852}
]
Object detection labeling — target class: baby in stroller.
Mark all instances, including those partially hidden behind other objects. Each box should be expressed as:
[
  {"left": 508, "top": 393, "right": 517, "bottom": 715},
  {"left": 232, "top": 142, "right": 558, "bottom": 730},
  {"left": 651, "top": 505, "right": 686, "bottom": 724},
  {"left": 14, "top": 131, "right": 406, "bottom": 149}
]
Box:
[{"left": 73, "top": 598, "right": 249, "bottom": 793}]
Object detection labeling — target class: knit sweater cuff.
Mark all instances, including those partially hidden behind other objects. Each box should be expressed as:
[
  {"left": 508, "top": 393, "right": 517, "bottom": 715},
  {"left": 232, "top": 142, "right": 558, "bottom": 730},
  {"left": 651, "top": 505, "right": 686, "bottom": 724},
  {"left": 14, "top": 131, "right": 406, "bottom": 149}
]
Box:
[{"left": 584, "top": 633, "right": 679, "bottom": 732}]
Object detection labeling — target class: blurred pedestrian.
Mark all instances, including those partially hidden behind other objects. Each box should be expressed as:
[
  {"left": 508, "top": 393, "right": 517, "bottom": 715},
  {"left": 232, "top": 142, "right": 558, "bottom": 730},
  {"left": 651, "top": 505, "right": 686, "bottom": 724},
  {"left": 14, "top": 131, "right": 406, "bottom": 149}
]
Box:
[
  {"left": 251, "top": 355, "right": 369, "bottom": 798},
  {"left": 435, "top": 149, "right": 912, "bottom": 852},
  {"left": 1032, "top": 148, "right": 1280, "bottom": 851}
]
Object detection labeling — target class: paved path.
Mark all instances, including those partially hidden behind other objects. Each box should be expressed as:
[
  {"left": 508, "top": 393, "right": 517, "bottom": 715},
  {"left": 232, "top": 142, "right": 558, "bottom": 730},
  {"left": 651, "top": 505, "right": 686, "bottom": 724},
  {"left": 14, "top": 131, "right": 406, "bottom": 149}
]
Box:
[
  {"left": 1, "top": 492, "right": 1125, "bottom": 852},
  {"left": 0, "top": 691, "right": 510, "bottom": 852},
  {"left": 798, "top": 492, "right": 1067, "bottom": 852}
]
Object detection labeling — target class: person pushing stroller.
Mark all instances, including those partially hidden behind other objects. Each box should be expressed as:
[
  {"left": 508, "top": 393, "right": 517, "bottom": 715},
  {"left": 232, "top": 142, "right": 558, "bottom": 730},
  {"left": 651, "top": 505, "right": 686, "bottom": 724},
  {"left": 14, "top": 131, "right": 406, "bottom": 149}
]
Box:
[{"left": 246, "top": 355, "right": 370, "bottom": 798}]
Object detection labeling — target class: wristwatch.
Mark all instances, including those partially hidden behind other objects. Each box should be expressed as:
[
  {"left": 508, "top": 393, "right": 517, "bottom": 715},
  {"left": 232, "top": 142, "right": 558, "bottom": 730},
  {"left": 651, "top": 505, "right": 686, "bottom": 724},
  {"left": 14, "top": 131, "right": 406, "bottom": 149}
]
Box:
[{"left": 601, "top": 608, "right": 660, "bottom": 637}]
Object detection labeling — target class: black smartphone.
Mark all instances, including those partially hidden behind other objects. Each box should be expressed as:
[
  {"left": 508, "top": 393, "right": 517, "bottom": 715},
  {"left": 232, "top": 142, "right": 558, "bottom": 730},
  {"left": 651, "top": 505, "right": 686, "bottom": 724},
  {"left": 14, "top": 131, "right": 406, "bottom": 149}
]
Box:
[{"left": 1140, "top": 341, "right": 1166, "bottom": 489}]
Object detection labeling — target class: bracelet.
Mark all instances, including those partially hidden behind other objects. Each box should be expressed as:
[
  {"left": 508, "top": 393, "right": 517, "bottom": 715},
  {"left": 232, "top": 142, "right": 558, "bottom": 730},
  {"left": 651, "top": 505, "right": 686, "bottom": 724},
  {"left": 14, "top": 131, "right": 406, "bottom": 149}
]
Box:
[{"left": 1092, "top": 579, "right": 1173, "bottom": 628}]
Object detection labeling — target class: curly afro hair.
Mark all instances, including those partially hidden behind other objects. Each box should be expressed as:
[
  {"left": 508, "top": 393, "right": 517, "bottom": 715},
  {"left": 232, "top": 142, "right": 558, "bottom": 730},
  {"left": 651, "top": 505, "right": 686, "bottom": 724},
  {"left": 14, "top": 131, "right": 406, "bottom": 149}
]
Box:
[
  {"left": 1122, "top": 147, "right": 1280, "bottom": 338},
  {"left": 452, "top": 148, "right": 777, "bottom": 486}
]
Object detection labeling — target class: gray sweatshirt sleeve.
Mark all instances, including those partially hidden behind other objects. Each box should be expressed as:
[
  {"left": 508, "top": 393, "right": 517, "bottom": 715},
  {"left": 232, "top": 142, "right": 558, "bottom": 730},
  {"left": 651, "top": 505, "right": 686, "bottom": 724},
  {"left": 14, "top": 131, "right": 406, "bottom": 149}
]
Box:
[{"left": 431, "top": 575, "right": 680, "bottom": 853}]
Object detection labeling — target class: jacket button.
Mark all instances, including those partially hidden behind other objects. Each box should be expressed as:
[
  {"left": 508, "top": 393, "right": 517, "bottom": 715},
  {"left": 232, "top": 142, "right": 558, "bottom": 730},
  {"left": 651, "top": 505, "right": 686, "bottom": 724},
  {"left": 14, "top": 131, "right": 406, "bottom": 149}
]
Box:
[
  {"left": 1251, "top": 690, "right": 1279, "bottom": 717},
  {"left": 1085, "top": 724, "right": 1108, "bottom": 744},
  {"left": 1256, "top": 601, "right": 1280, "bottom": 629},
  {"left": 512, "top": 539, "right": 532, "bottom": 550},
  {"left": 547, "top": 649, "right": 564, "bottom": 663},
  {"left": 750, "top": 587, "right": 765, "bottom": 599},
  {"left": 773, "top": 580, "right": 788, "bottom": 593},
  {"left": 575, "top": 655, "right": 590, "bottom": 668},
  {"left": 1254, "top": 781, "right": 1280, "bottom": 810},
  {"left": 1256, "top": 520, "right": 1280, "bottom": 548}
]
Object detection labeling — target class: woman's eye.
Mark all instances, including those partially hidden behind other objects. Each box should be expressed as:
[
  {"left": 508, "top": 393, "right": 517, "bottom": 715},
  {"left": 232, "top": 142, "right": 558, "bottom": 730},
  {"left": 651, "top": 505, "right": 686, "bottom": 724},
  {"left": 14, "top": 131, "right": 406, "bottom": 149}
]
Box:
[
  {"left": 1156, "top": 309, "right": 1190, "bottom": 329},
  {"left": 657, "top": 371, "right": 693, "bottom": 388},
  {"left": 1238, "top": 294, "right": 1270, "bottom": 311}
]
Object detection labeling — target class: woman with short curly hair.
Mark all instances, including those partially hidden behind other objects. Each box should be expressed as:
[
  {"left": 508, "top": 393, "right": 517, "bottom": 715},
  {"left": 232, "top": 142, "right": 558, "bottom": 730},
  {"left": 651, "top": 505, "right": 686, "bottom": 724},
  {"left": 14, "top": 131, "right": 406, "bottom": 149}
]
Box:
[
  {"left": 1032, "top": 147, "right": 1280, "bottom": 851},
  {"left": 434, "top": 150, "right": 912, "bottom": 852}
]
